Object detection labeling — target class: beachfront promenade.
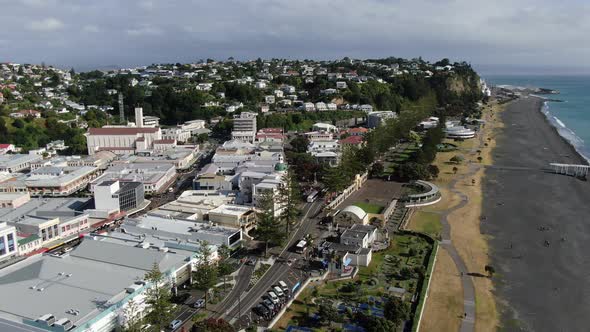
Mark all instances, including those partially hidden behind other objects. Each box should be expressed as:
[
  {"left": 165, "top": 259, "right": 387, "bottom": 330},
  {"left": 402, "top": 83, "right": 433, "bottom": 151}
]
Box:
[{"left": 439, "top": 163, "right": 479, "bottom": 332}]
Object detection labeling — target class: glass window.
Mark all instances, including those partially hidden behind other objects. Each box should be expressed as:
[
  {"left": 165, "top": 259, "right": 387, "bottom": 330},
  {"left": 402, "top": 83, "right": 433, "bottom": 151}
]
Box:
[
  {"left": 7, "top": 233, "right": 14, "bottom": 252},
  {"left": 0, "top": 236, "right": 5, "bottom": 256}
]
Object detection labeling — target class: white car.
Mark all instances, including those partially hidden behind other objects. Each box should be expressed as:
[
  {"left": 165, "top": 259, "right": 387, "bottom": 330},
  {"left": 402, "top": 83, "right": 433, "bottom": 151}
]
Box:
[
  {"left": 169, "top": 319, "right": 182, "bottom": 330},
  {"left": 194, "top": 298, "right": 205, "bottom": 308},
  {"left": 267, "top": 291, "right": 280, "bottom": 304}
]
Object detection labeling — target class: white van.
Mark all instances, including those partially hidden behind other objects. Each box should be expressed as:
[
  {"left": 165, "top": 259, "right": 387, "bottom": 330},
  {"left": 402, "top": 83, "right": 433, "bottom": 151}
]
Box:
[
  {"left": 267, "top": 291, "right": 280, "bottom": 304},
  {"left": 273, "top": 286, "right": 285, "bottom": 297},
  {"left": 278, "top": 280, "right": 289, "bottom": 293}
]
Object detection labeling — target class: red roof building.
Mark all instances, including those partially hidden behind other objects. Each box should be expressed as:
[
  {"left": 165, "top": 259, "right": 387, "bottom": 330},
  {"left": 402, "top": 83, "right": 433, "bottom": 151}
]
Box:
[
  {"left": 339, "top": 135, "right": 364, "bottom": 146},
  {"left": 347, "top": 127, "right": 369, "bottom": 136},
  {"left": 88, "top": 127, "right": 159, "bottom": 135}
]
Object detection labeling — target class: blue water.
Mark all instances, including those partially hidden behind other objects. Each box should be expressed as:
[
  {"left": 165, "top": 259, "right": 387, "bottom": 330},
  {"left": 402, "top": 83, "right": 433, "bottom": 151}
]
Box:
[{"left": 485, "top": 75, "right": 590, "bottom": 161}]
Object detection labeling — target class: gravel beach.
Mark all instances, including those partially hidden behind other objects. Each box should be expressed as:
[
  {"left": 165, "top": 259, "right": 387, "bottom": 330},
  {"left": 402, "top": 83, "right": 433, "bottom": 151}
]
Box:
[{"left": 482, "top": 96, "right": 590, "bottom": 331}]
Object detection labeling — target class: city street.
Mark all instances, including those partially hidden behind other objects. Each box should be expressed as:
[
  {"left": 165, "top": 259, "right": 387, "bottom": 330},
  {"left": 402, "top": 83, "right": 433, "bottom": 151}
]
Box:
[{"left": 220, "top": 200, "right": 325, "bottom": 329}]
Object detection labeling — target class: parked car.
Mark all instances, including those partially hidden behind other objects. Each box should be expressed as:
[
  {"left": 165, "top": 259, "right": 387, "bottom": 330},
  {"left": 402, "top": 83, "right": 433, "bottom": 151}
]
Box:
[
  {"left": 278, "top": 280, "right": 290, "bottom": 294},
  {"left": 193, "top": 298, "right": 205, "bottom": 308},
  {"left": 253, "top": 304, "right": 270, "bottom": 318},
  {"left": 273, "top": 286, "right": 285, "bottom": 298},
  {"left": 262, "top": 299, "right": 275, "bottom": 312},
  {"left": 169, "top": 319, "right": 182, "bottom": 330},
  {"left": 267, "top": 291, "right": 280, "bottom": 304},
  {"left": 246, "top": 257, "right": 257, "bottom": 265}
]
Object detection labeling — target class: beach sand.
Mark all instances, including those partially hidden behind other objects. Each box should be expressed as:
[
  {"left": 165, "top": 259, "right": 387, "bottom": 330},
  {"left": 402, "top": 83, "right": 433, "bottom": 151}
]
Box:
[{"left": 482, "top": 96, "right": 590, "bottom": 331}]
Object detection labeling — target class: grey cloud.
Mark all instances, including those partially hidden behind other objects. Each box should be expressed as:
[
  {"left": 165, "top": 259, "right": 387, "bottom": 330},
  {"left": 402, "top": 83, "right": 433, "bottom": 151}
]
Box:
[{"left": 0, "top": 0, "right": 588, "bottom": 72}]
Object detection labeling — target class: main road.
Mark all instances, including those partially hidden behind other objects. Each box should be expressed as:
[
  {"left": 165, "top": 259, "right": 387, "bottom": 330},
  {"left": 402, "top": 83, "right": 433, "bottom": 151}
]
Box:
[{"left": 220, "top": 200, "right": 324, "bottom": 327}]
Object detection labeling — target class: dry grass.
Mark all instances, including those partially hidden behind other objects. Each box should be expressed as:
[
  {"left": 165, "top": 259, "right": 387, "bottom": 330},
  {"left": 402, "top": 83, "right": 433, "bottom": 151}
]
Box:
[
  {"left": 420, "top": 249, "right": 464, "bottom": 332},
  {"left": 420, "top": 101, "right": 504, "bottom": 332}
]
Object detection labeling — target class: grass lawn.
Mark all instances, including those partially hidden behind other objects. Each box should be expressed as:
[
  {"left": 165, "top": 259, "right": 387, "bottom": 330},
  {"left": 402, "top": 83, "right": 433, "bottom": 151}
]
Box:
[
  {"left": 408, "top": 211, "right": 442, "bottom": 239},
  {"left": 354, "top": 202, "right": 385, "bottom": 214}
]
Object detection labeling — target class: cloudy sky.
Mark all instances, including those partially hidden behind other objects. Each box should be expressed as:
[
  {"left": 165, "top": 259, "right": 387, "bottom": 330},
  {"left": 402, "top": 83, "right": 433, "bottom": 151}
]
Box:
[{"left": 1, "top": 0, "right": 589, "bottom": 73}]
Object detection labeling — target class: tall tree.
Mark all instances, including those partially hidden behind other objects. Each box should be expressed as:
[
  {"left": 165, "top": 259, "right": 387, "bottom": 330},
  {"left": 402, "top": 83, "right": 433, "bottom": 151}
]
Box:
[
  {"left": 217, "top": 244, "right": 233, "bottom": 292},
  {"left": 121, "top": 299, "right": 142, "bottom": 332},
  {"left": 193, "top": 241, "right": 218, "bottom": 308},
  {"left": 255, "top": 189, "right": 284, "bottom": 256},
  {"left": 278, "top": 169, "right": 301, "bottom": 235},
  {"left": 384, "top": 296, "right": 410, "bottom": 325},
  {"left": 144, "top": 263, "right": 174, "bottom": 330}
]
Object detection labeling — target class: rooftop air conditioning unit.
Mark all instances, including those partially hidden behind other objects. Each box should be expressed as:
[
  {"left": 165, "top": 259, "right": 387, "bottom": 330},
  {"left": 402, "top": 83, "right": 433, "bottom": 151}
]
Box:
[
  {"left": 36, "top": 314, "right": 55, "bottom": 326},
  {"left": 54, "top": 318, "right": 73, "bottom": 330}
]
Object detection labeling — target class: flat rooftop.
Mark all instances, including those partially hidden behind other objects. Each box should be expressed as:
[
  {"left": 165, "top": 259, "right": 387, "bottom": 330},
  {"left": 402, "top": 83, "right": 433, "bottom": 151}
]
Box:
[
  {"left": 0, "top": 197, "right": 91, "bottom": 223},
  {"left": 209, "top": 204, "right": 254, "bottom": 216},
  {"left": 0, "top": 236, "right": 190, "bottom": 330}
]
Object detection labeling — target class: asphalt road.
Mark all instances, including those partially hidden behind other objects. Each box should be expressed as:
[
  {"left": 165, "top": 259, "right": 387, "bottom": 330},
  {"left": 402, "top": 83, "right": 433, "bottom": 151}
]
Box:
[
  {"left": 221, "top": 201, "right": 324, "bottom": 328},
  {"left": 213, "top": 264, "right": 255, "bottom": 316},
  {"left": 482, "top": 96, "right": 590, "bottom": 331}
]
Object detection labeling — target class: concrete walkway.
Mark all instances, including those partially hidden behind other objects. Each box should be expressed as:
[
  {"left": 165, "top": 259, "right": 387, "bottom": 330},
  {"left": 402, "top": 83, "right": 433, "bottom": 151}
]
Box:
[{"left": 436, "top": 126, "right": 489, "bottom": 332}]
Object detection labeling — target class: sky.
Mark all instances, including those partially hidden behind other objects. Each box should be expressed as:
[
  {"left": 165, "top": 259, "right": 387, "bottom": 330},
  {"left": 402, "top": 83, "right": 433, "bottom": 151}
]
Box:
[{"left": 1, "top": 0, "right": 589, "bottom": 74}]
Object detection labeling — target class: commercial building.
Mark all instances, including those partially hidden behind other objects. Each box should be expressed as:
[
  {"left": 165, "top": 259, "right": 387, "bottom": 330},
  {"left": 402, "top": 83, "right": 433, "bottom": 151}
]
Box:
[
  {"left": 0, "top": 197, "right": 92, "bottom": 246},
  {"left": 94, "top": 180, "right": 145, "bottom": 214},
  {"left": 149, "top": 190, "right": 236, "bottom": 221},
  {"left": 25, "top": 166, "right": 100, "bottom": 197},
  {"left": 0, "top": 222, "right": 18, "bottom": 261},
  {"left": 0, "top": 192, "right": 30, "bottom": 208},
  {"left": 90, "top": 163, "right": 176, "bottom": 194},
  {"left": 0, "top": 235, "right": 197, "bottom": 332},
  {"left": 116, "top": 147, "right": 199, "bottom": 170},
  {"left": 193, "top": 164, "right": 233, "bottom": 191},
  {"left": 123, "top": 214, "right": 242, "bottom": 248},
  {"left": 0, "top": 154, "right": 42, "bottom": 173},
  {"left": 208, "top": 204, "right": 256, "bottom": 231}
]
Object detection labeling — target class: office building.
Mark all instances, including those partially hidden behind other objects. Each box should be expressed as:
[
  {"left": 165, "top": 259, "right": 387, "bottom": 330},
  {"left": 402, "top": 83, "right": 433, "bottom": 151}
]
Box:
[
  {"left": 231, "top": 112, "right": 257, "bottom": 143},
  {"left": 94, "top": 180, "right": 145, "bottom": 214},
  {"left": 0, "top": 222, "right": 18, "bottom": 261}
]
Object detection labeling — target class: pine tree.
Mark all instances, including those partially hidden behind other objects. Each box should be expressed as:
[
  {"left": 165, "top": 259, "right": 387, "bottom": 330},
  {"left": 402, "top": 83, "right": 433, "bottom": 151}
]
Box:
[
  {"left": 255, "top": 189, "right": 284, "bottom": 256},
  {"left": 193, "top": 241, "right": 218, "bottom": 308},
  {"left": 144, "top": 263, "right": 173, "bottom": 330},
  {"left": 278, "top": 169, "right": 301, "bottom": 236}
]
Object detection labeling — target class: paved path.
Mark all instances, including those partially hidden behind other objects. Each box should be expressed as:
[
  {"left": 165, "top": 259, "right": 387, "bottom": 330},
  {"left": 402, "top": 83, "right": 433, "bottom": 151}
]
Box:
[
  {"left": 436, "top": 121, "right": 490, "bottom": 332},
  {"left": 439, "top": 162, "right": 479, "bottom": 332}
]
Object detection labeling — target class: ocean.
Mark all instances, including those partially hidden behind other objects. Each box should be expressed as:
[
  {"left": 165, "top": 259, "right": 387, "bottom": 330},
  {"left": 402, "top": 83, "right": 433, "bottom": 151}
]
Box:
[{"left": 485, "top": 75, "right": 590, "bottom": 162}]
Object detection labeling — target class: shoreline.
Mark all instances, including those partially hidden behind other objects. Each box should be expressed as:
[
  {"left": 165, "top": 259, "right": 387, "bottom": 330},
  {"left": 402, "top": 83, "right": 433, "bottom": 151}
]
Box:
[
  {"left": 537, "top": 98, "right": 589, "bottom": 165},
  {"left": 482, "top": 95, "right": 590, "bottom": 331}
]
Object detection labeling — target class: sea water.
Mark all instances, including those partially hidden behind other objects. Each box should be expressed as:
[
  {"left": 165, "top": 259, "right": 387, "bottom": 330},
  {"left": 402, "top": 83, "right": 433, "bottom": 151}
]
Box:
[{"left": 485, "top": 75, "right": 590, "bottom": 162}]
